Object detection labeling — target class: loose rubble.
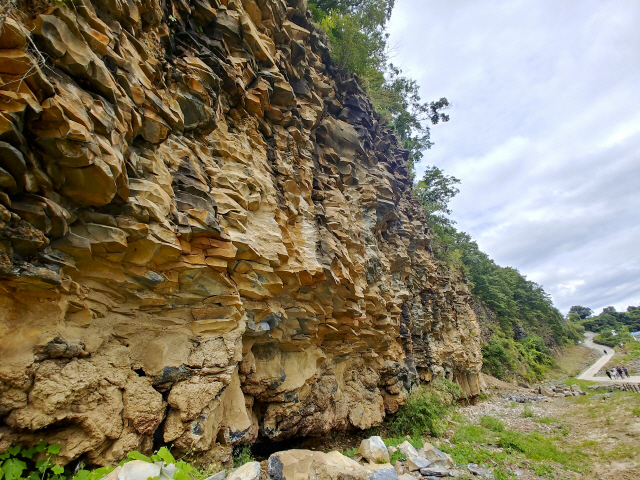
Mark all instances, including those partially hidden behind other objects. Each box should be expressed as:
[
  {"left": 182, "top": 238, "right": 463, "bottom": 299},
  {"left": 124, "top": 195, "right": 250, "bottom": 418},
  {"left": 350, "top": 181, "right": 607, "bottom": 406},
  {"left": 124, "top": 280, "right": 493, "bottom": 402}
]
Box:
[
  {"left": 588, "top": 383, "right": 640, "bottom": 393},
  {"left": 536, "top": 384, "right": 586, "bottom": 398}
]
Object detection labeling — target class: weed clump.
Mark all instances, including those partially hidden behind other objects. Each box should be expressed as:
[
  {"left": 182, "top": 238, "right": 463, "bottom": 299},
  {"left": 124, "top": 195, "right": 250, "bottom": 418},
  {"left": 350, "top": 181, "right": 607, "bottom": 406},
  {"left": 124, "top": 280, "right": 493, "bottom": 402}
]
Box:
[
  {"left": 480, "top": 416, "right": 506, "bottom": 432},
  {"left": 387, "top": 378, "right": 463, "bottom": 437},
  {"left": 232, "top": 444, "right": 254, "bottom": 468}
]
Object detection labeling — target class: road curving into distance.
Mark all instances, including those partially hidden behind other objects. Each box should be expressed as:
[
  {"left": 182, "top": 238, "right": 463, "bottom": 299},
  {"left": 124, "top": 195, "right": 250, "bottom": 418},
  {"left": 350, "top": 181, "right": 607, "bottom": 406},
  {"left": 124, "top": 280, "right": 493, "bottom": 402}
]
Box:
[{"left": 577, "top": 332, "right": 640, "bottom": 382}]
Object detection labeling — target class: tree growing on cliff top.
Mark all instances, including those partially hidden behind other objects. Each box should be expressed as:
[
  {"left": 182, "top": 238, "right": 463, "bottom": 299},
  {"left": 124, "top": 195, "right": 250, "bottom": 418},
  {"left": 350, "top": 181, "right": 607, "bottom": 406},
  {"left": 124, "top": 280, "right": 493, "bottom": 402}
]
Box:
[
  {"left": 309, "top": 0, "right": 449, "bottom": 171},
  {"left": 309, "top": 0, "right": 393, "bottom": 77}
]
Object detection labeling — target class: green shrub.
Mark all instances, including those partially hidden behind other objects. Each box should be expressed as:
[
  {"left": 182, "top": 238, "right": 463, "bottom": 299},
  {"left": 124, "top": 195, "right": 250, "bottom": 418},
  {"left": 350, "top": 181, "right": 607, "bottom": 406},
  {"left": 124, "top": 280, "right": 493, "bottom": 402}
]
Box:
[
  {"left": 232, "top": 444, "right": 254, "bottom": 468},
  {"left": 387, "top": 378, "right": 462, "bottom": 437}
]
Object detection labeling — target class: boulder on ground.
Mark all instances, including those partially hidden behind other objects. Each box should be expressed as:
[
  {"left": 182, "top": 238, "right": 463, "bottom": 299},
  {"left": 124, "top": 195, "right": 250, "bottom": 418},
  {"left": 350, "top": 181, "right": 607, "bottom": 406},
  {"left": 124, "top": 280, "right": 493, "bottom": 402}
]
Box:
[
  {"left": 358, "top": 436, "right": 390, "bottom": 464},
  {"left": 227, "top": 462, "right": 260, "bottom": 480},
  {"left": 539, "top": 386, "right": 554, "bottom": 397},
  {"left": 419, "top": 467, "right": 450, "bottom": 477},
  {"left": 406, "top": 457, "right": 431, "bottom": 472},
  {"left": 422, "top": 443, "right": 453, "bottom": 468},
  {"left": 364, "top": 463, "right": 398, "bottom": 480},
  {"left": 396, "top": 441, "right": 418, "bottom": 459},
  {"left": 268, "top": 450, "right": 366, "bottom": 480}
]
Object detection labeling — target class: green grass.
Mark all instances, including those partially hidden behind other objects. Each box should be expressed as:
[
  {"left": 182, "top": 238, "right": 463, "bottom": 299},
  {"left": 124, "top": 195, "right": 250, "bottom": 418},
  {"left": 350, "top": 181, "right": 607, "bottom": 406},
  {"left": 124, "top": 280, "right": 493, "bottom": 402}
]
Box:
[
  {"left": 342, "top": 447, "right": 358, "bottom": 458},
  {"left": 535, "top": 417, "right": 558, "bottom": 424},
  {"left": 621, "top": 341, "right": 640, "bottom": 363},
  {"left": 562, "top": 379, "right": 596, "bottom": 390},
  {"left": 445, "top": 419, "right": 588, "bottom": 474},
  {"left": 534, "top": 463, "right": 555, "bottom": 478},
  {"left": 452, "top": 425, "right": 491, "bottom": 444},
  {"left": 522, "top": 405, "right": 534, "bottom": 418},
  {"left": 439, "top": 442, "right": 508, "bottom": 466},
  {"left": 493, "top": 468, "right": 512, "bottom": 480},
  {"left": 496, "top": 431, "right": 588, "bottom": 472},
  {"left": 480, "top": 416, "right": 506, "bottom": 432}
]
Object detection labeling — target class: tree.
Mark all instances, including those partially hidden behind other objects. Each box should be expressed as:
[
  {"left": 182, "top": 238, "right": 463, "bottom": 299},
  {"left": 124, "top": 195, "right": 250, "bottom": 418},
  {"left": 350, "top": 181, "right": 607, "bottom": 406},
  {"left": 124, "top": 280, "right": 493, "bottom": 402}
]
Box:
[
  {"left": 374, "top": 67, "right": 450, "bottom": 168},
  {"left": 568, "top": 305, "right": 592, "bottom": 320},
  {"left": 414, "top": 166, "right": 460, "bottom": 223},
  {"left": 309, "top": 0, "right": 449, "bottom": 173},
  {"left": 310, "top": 0, "right": 394, "bottom": 78}
]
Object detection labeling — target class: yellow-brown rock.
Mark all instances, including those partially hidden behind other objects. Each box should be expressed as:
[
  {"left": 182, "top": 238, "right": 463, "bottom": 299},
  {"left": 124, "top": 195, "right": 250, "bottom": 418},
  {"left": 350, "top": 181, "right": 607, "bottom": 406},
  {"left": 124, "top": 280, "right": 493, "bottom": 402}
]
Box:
[{"left": 0, "top": 0, "right": 483, "bottom": 466}]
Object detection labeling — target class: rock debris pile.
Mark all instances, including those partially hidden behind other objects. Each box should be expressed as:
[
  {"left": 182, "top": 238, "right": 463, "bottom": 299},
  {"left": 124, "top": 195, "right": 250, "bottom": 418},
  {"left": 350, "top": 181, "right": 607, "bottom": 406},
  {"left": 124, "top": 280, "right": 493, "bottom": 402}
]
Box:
[
  {"left": 589, "top": 383, "right": 640, "bottom": 393},
  {"left": 0, "top": 0, "right": 482, "bottom": 465},
  {"left": 537, "top": 384, "right": 585, "bottom": 398}
]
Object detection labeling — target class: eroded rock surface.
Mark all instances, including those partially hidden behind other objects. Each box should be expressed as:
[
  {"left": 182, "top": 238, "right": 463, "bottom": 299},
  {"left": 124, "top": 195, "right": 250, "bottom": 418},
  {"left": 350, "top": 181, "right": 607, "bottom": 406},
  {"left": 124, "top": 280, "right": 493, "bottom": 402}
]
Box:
[{"left": 0, "top": 0, "right": 483, "bottom": 465}]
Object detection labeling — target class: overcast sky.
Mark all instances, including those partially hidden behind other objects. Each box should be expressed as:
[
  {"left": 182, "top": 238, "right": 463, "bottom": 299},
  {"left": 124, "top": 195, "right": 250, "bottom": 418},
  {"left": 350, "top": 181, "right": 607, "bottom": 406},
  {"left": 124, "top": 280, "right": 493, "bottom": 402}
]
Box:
[{"left": 387, "top": 0, "right": 640, "bottom": 315}]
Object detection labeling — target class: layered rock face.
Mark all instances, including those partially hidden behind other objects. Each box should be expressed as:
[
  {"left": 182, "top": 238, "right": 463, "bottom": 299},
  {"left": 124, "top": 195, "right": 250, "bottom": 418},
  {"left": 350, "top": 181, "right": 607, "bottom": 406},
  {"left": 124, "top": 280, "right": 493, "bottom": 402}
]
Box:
[{"left": 0, "top": 0, "right": 483, "bottom": 465}]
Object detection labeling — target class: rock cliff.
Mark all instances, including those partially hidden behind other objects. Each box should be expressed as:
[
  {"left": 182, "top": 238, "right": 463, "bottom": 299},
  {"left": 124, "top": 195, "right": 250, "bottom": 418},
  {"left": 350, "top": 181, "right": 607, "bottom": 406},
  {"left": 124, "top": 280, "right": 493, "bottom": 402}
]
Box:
[{"left": 0, "top": 0, "right": 483, "bottom": 465}]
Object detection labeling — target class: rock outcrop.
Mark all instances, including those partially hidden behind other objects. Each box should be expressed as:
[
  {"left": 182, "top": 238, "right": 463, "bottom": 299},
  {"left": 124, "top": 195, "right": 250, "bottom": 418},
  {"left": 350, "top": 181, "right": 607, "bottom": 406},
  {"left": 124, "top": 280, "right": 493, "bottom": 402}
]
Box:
[{"left": 0, "top": 0, "right": 483, "bottom": 465}]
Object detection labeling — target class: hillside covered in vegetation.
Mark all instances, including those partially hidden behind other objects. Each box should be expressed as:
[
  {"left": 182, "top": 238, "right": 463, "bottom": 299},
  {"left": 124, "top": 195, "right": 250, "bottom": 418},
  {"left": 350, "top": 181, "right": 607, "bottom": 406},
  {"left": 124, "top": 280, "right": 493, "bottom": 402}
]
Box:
[{"left": 572, "top": 305, "right": 640, "bottom": 347}]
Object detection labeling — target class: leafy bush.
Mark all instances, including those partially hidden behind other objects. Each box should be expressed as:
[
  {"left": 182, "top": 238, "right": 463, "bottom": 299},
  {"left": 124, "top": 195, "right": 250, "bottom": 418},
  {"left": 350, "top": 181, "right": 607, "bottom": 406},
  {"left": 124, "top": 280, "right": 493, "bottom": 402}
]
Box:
[
  {"left": 387, "top": 378, "right": 463, "bottom": 437},
  {"left": 232, "top": 444, "right": 254, "bottom": 468}
]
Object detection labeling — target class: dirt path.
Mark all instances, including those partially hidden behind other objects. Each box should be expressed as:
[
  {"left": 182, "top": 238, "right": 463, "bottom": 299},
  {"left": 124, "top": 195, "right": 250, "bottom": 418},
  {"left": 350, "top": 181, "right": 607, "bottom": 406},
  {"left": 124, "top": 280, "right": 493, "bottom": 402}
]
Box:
[{"left": 578, "top": 332, "right": 640, "bottom": 382}]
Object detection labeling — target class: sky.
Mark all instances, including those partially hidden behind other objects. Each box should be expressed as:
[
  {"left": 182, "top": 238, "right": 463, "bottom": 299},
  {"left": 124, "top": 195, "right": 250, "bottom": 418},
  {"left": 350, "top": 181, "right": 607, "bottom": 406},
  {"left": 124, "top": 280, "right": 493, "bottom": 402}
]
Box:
[{"left": 387, "top": 0, "right": 640, "bottom": 315}]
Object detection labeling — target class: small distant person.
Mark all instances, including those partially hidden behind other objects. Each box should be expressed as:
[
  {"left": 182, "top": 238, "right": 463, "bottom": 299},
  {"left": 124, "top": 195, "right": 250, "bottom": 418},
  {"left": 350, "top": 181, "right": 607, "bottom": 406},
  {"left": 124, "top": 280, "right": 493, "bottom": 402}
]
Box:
[
  {"left": 606, "top": 370, "right": 613, "bottom": 380},
  {"left": 623, "top": 367, "right": 631, "bottom": 378},
  {"left": 617, "top": 367, "right": 625, "bottom": 379},
  {"left": 604, "top": 349, "right": 608, "bottom": 354},
  {"left": 612, "top": 368, "right": 619, "bottom": 379}
]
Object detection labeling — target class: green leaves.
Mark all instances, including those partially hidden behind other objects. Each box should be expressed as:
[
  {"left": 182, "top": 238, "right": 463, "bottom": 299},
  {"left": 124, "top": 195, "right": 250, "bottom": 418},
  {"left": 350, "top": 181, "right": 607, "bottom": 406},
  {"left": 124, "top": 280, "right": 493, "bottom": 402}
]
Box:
[
  {"left": 151, "top": 448, "right": 174, "bottom": 466},
  {"left": 45, "top": 446, "right": 61, "bottom": 456},
  {"left": 0, "top": 444, "right": 223, "bottom": 480},
  {"left": 2, "top": 458, "right": 27, "bottom": 480},
  {"left": 0, "top": 443, "right": 67, "bottom": 480}
]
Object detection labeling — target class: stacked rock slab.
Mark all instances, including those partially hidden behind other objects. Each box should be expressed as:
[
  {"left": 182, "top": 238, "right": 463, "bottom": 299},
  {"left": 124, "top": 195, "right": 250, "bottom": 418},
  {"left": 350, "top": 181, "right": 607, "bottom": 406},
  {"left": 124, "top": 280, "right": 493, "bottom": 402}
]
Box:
[{"left": 0, "top": 0, "right": 483, "bottom": 465}]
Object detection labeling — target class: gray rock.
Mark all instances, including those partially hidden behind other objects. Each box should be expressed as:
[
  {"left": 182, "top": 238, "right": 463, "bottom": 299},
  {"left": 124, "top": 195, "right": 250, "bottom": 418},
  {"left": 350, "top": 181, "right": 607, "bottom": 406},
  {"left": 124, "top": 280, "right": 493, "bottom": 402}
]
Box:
[
  {"left": 467, "top": 464, "right": 494, "bottom": 479},
  {"left": 365, "top": 463, "right": 399, "bottom": 480},
  {"left": 407, "top": 456, "right": 431, "bottom": 471},
  {"left": 227, "top": 462, "right": 260, "bottom": 480},
  {"left": 422, "top": 444, "right": 453, "bottom": 468},
  {"left": 419, "top": 467, "right": 450, "bottom": 477}
]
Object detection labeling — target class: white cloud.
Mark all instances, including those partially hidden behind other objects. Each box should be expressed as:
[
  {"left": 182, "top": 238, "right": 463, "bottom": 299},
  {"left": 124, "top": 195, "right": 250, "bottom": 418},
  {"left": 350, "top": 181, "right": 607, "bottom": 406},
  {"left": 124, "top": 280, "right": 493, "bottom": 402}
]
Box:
[{"left": 389, "top": 0, "right": 640, "bottom": 314}]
